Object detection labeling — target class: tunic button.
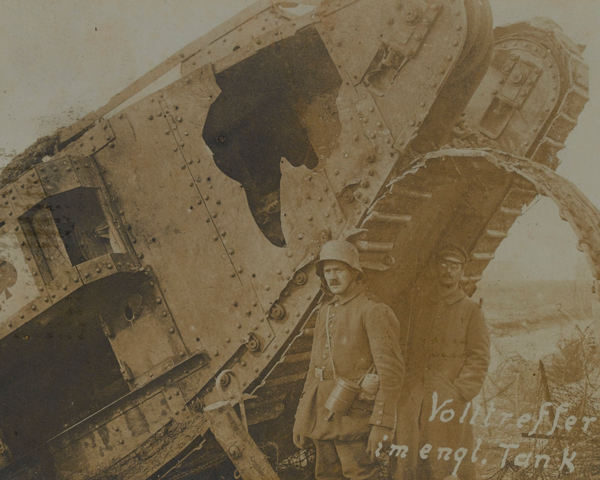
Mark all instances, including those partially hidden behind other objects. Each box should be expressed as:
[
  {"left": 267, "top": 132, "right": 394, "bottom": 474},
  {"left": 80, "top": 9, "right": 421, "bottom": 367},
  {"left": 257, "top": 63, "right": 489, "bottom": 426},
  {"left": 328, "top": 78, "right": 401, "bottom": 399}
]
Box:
[{"left": 376, "top": 421, "right": 381, "bottom": 425}]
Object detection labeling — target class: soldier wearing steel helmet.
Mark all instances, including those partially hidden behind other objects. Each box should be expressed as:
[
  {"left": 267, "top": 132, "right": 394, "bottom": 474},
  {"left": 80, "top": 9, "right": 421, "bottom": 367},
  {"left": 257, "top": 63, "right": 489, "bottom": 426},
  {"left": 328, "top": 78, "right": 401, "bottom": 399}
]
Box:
[{"left": 293, "top": 239, "right": 404, "bottom": 480}]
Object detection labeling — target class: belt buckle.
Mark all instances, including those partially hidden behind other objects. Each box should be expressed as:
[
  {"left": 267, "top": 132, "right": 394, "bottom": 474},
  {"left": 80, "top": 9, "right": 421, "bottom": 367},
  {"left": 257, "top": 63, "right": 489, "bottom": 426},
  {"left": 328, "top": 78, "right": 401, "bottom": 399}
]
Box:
[{"left": 315, "top": 367, "right": 325, "bottom": 381}]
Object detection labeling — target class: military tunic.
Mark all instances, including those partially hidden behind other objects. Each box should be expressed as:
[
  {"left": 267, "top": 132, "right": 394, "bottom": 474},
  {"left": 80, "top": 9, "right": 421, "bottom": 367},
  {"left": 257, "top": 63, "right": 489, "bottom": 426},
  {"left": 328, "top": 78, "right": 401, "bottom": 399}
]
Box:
[
  {"left": 294, "top": 283, "right": 404, "bottom": 479},
  {"left": 393, "top": 286, "right": 490, "bottom": 480}
]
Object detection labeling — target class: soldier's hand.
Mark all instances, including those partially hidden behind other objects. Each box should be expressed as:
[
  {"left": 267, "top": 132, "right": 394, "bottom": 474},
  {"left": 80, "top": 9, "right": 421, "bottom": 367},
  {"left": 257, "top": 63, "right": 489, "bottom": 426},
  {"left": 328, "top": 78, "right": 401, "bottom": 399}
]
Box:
[
  {"left": 366, "top": 425, "right": 393, "bottom": 462},
  {"left": 293, "top": 433, "right": 308, "bottom": 449}
]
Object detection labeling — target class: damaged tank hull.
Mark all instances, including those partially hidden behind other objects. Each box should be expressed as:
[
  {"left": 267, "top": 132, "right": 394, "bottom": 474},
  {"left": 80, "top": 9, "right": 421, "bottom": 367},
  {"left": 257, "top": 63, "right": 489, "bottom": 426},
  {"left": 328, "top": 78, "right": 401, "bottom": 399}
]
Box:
[{"left": 0, "top": 0, "right": 594, "bottom": 479}]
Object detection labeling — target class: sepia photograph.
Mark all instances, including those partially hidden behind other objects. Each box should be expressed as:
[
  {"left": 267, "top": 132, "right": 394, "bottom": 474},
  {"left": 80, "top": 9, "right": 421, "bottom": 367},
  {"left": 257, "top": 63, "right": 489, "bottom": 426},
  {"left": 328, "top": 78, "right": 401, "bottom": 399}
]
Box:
[{"left": 1, "top": 0, "right": 600, "bottom": 479}]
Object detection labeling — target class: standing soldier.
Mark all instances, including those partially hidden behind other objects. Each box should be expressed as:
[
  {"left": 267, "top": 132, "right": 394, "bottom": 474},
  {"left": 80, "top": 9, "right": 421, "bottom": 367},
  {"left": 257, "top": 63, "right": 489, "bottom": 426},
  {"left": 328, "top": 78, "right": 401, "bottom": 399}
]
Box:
[
  {"left": 293, "top": 239, "right": 404, "bottom": 480},
  {"left": 393, "top": 243, "right": 490, "bottom": 480}
]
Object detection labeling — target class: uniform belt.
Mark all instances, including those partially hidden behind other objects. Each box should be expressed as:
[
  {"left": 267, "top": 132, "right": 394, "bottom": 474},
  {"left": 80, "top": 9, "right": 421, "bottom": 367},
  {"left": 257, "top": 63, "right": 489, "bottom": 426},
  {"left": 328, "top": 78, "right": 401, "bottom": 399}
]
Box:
[{"left": 313, "top": 367, "right": 335, "bottom": 381}]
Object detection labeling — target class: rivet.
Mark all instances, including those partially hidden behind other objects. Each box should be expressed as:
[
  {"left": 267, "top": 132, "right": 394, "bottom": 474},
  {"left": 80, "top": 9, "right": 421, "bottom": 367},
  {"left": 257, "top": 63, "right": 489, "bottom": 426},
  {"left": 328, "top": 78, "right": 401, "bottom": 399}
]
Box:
[
  {"left": 169, "top": 327, "right": 175, "bottom": 333},
  {"left": 213, "top": 235, "right": 219, "bottom": 241},
  {"left": 334, "top": 170, "right": 339, "bottom": 175},
  {"left": 212, "top": 212, "right": 218, "bottom": 218},
  {"left": 254, "top": 367, "right": 259, "bottom": 373},
  {"left": 148, "top": 115, "right": 153, "bottom": 120},
  {"left": 353, "top": 135, "right": 359, "bottom": 141},
  {"left": 156, "top": 298, "right": 162, "bottom": 304},
  {"left": 162, "top": 311, "right": 168, "bottom": 317},
  {"left": 31, "top": 305, "right": 37, "bottom": 311},
  {"left": 298, "top": 234, "right": 304, "bottom": 240},
  {"left": 265, "top": 285, "right": 270, "bottom": 291},
  {"left": 226, "top": 338, "right": 231, "bottom": 343},
  {"left": 236, "top": 323, "right": 242, "bottom": 329},
  {"left": 214, "top": 351, "right": 219, "bottom": 357},
  {"left": 237, "top": 267, "right": 243, "bottom": 273},
  {"left": 96, "top": 268, "right": 101, "bottom": 273}
]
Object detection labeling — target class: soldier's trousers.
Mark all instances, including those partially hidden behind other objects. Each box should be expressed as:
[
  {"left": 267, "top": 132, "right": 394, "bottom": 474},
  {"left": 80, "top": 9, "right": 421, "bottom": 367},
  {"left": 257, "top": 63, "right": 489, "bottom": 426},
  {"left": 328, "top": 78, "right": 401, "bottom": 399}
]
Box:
[{"left": 314, "top": 439, "right": 379, "bottom": 480}]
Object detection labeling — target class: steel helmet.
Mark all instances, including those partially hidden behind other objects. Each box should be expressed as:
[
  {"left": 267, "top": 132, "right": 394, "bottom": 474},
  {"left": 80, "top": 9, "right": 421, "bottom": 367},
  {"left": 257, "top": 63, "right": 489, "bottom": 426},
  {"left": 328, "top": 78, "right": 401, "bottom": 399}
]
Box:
[{"left": 315, "top": 239, "right": 364, "bottom": 277}]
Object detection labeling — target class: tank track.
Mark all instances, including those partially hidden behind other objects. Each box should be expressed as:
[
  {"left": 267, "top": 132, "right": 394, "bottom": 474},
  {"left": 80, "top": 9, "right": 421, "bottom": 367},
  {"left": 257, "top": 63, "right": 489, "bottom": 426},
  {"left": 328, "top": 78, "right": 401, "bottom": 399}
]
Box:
[{"left": 449, "top": 18, "right": 589, "bottom": 294}]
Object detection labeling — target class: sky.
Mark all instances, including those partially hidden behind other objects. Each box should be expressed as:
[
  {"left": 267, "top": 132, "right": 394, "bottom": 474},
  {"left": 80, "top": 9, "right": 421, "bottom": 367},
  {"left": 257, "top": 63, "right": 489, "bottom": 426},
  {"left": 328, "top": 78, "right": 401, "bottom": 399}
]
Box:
[{"left": 1, "top": 0, "right": 599, "bottom": 282}]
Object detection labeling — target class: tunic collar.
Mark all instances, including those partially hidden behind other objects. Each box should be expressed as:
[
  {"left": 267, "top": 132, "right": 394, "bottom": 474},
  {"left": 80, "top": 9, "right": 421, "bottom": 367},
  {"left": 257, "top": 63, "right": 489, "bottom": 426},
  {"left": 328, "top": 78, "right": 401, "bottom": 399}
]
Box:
[
  {"left": 427, "top": 285, "right": 466, "bottom": 305},
  {"left": 328, "top": 282, "right": 364, "bottom": 306}
]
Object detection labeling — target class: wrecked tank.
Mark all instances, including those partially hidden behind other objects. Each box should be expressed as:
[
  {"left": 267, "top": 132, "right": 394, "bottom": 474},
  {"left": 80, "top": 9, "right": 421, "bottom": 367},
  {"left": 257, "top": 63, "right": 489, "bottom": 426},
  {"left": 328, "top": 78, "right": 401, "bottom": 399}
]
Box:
[{"left": 0, "top": 0, "right": 595, "bottom": 478}]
